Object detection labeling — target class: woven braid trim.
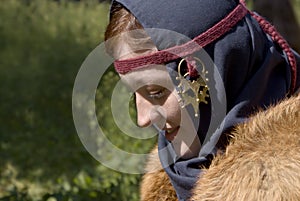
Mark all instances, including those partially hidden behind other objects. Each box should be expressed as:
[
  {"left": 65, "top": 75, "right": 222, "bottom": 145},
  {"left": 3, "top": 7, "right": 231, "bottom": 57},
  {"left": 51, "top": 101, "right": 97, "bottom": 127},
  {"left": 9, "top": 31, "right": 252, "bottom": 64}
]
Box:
[
  {"left": 250, "top": 12, "right": 297, "bottom": 94},
  {"left": 114, "top": 3, "right": 248, "bottom": 74}
]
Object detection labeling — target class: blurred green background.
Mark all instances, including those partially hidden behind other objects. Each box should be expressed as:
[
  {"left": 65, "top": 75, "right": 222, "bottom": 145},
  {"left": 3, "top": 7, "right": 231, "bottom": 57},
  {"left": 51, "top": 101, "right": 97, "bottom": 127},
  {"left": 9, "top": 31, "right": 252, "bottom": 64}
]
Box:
[
  {"left": 0, "top": 0, "right": 299, "bottom": 201},
  {"left": 0, "top": 0, "right": 156, "bottom": 200}
]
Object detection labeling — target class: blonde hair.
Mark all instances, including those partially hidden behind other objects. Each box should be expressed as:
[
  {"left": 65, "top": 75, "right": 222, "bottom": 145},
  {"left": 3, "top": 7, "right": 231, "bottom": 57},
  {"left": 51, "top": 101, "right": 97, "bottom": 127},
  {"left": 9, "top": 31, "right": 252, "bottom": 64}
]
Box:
[{"left": 105, "top": 2, "right": 155, "bottom": 59}]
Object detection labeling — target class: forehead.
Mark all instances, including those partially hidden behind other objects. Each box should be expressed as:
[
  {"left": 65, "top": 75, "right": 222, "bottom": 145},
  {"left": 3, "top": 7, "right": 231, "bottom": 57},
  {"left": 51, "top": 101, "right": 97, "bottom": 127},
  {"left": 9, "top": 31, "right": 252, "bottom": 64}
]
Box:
[{"left": 120, "top": 65, "right": 175, "bottom": 91}]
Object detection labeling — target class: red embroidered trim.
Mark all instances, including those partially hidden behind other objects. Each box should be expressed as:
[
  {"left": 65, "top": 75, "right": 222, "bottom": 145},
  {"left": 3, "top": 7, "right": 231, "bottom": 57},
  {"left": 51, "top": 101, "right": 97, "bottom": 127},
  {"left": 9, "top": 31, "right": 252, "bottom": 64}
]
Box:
[
  {"left": 114, "top": 3, "right": 249, "bottom": 74},
  {"left": 249, "top": 12, "right": 297, "bottom": 94},
  {"left": 114, "top": 0, "right": 297, "bottom": 94}
]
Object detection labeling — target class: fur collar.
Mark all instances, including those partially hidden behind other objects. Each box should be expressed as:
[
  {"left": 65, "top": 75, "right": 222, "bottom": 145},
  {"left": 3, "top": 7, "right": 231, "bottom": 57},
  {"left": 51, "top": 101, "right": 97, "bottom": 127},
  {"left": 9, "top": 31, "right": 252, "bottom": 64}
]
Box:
[
  {"left": 140, "top": 145, "right": 178, "bottom": 201},
  {"left": 140, "top": 95, "right": 300, "bottom": 201}
]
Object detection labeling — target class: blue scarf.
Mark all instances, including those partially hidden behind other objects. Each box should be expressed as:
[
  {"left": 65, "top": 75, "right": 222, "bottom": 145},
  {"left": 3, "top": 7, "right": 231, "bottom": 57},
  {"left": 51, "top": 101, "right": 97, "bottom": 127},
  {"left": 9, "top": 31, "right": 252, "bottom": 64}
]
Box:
[{"left": 111, "top": 0, "right": 300, "bottom": 200}]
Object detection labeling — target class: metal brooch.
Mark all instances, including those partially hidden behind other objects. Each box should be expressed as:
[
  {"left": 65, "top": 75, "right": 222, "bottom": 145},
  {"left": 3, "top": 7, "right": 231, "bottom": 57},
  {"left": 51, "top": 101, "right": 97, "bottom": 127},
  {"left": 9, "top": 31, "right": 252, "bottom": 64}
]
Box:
[{"left": 176, "top": 57, "right": 209, "bottom": 117}]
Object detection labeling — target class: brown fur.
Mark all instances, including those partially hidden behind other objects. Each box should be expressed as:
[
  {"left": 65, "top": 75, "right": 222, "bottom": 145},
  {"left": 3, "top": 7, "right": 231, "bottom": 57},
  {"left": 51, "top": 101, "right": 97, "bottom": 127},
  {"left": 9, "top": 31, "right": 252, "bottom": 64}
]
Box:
[
  {"left": 191, "top": 95, "right": 300, "bottom": 201},
  {"left": 140, "top": 146, "right": 178, "bottom": 201},
  {"left": 140, "top": 96, "right": 300, "bottom": 201}
]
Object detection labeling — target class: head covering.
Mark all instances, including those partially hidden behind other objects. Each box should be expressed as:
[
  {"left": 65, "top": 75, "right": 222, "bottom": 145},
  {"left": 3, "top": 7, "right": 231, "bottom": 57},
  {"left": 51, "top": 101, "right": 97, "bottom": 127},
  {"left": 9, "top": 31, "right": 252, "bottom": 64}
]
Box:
[{"left": 110, "top": 0, "right": 300, "bottom": 200}]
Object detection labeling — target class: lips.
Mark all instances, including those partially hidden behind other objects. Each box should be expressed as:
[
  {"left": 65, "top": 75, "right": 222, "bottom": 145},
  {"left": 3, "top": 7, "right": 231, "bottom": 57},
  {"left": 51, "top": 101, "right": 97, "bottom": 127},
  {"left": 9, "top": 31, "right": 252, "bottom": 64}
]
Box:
[{"left": 164, "top": 127, "right": 179, "bottom": 141}]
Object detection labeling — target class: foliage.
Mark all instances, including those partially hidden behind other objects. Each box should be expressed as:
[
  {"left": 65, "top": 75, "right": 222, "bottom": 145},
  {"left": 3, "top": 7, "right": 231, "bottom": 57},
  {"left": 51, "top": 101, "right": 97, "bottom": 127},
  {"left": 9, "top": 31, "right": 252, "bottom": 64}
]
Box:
[
  {"left": 1, "top": 0, "right": 299, "bottom": 200},
  {"left": 0, "top": 0, "right": 156, "bottom": 200}
]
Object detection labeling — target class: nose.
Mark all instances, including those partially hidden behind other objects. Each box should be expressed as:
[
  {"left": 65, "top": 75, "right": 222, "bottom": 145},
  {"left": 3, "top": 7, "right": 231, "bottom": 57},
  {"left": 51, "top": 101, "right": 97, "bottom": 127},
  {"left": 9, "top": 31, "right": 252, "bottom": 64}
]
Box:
[
  {"left": 135, "top": 93, "right": 152, "bottom": 127},
  {"left": 135, "top": 93, "right": 166, "bottom": 128}
]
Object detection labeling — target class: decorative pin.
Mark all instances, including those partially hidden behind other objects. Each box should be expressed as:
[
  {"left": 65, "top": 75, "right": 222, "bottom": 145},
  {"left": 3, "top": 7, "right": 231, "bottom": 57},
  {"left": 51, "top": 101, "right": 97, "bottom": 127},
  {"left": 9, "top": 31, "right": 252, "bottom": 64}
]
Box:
[{"left": 176, "top": 57, "right": 209, "bottom": 117}]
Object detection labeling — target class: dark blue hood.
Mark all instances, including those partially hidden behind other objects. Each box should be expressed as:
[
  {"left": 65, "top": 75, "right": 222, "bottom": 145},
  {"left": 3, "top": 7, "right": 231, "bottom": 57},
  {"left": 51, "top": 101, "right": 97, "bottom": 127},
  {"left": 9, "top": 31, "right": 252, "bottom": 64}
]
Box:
[{"left": 111, "top": 0, "right": 300, "bottom": 200}]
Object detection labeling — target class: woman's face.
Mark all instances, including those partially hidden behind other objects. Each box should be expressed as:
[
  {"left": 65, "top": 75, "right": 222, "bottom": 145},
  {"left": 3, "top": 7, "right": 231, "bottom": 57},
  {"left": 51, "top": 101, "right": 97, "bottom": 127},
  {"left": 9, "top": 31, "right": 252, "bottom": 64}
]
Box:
[{"left": 120, "top": 65, "right": 201, "bottom": 159}]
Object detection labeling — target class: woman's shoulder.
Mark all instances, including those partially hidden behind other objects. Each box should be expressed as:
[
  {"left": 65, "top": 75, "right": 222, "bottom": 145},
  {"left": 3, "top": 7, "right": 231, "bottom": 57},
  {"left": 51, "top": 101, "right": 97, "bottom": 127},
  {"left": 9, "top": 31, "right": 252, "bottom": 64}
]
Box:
[
  {"left": 140, "top": 145, "right": 178, "bottom": 201},
  {"left": 140, "top": 95, "right": 300, "bottom": 201},
  {"left": 191, "top": 95, "right": 300, "bottom": 201}
]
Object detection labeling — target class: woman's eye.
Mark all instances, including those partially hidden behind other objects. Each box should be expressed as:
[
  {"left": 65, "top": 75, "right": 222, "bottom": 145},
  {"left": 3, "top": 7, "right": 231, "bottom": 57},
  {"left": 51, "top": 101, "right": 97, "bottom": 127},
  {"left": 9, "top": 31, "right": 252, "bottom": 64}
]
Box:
[{"left": 148, "top": 89, "right": 166, "bottom": 99}]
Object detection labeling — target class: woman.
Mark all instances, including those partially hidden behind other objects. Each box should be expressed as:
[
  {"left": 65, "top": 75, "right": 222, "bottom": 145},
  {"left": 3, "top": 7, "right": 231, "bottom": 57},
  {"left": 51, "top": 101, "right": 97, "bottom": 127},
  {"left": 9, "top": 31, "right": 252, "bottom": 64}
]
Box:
[{"left": 104, "top": 0, "right": 300, "bottom": 200}]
